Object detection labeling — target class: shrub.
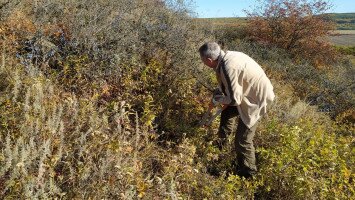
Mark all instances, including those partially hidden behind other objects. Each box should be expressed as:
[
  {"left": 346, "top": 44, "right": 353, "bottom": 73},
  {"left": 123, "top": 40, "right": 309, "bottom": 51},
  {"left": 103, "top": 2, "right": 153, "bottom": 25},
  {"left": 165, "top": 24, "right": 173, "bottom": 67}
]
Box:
[
  {"left": 0, "top": 52, "right": 209, "bottom": 199},
  {"left": 1, "top": 0, "right": 212, "bottom": 142},
  {"left": 245, "top": 0, "right": 338, "bottom": 67},
  {"left": 257, "top": 121, "right": 354, "bottom": 199}
]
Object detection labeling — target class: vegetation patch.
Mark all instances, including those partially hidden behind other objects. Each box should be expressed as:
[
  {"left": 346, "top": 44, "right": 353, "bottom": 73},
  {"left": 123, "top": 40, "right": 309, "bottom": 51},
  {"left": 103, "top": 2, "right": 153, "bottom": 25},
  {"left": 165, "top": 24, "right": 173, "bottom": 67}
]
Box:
[{"left": 0, "top": 0, "right": 354, "bottom": 199}]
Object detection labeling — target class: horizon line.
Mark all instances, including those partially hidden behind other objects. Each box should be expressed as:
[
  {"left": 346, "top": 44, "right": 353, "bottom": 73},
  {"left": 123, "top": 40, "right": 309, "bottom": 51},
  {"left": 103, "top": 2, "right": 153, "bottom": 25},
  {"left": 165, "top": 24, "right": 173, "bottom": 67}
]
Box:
[{"left": 194, "top": 12, "right": 355, "bottom": 19}]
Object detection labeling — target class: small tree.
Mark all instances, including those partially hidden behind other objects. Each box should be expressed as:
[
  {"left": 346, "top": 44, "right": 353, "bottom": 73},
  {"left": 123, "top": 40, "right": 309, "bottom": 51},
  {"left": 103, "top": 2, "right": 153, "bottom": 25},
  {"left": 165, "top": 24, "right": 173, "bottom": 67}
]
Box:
[{"left": 245, "top": 0, "right": 337, "bottom": 67}]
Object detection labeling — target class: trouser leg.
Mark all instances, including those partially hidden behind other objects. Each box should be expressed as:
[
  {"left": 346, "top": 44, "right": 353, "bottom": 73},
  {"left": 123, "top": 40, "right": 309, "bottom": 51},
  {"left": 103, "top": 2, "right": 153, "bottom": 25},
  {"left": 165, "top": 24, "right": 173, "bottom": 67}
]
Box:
[
  {"left": 216, "top": 106, "right": 238, "bottom": 149},
  {"left": 235, "top": 118, "right": 258, "bottom": 178}
]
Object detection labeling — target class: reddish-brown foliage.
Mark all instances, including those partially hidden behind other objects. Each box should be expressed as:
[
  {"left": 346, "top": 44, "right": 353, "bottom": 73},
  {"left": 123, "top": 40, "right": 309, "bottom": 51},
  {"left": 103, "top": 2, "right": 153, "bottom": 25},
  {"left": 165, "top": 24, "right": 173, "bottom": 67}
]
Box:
[{"left": 246, "top": 0, "right": 338, "bottom": 67}]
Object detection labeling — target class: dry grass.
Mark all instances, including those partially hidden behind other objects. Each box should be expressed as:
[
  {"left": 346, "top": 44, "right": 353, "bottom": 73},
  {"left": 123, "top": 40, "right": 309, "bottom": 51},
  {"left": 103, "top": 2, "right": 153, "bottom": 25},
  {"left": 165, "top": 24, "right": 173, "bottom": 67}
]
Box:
[
  {"left": 349, "top": 55, "right": 355, "bottom": 65},
  {"left": 332, "top": 30, "right": 355, "bottom": 35}
]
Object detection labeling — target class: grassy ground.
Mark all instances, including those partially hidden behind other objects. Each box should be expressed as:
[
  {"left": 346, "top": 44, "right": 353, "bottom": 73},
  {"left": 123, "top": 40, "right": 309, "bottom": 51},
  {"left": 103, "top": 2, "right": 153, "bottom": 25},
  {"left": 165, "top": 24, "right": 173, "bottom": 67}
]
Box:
[
  {"left": 196, "top": 17, "right": 247, "bottom": 27},
  {"left": 349, "top": 55, "right": 355, "bottom": 65},
  {"left": 332, "top": 30, "right": 355, "bottom": 34}
]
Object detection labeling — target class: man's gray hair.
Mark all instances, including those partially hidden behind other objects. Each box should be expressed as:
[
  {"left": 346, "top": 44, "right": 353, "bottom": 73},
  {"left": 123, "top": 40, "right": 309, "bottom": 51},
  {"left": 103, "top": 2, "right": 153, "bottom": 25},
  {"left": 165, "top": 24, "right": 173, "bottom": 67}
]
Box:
[{"left": 199, "top": 42, "right": 221, "bottom": 61}]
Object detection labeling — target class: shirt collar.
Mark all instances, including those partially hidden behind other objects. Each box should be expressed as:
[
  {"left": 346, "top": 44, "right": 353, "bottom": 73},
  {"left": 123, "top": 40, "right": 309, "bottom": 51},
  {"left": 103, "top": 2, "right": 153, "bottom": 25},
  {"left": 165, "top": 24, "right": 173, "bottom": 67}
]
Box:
[{"left": 214, "top": 50, "right": 226, "bottom": 72}]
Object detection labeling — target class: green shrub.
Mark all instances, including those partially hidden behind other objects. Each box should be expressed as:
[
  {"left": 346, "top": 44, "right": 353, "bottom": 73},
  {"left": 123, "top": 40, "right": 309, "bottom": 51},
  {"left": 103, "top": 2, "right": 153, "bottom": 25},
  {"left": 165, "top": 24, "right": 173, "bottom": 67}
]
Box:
[
  {"left": 257, "top": 121, "right": 354, "bottom": 199},
  {"left": 336, "top": 46, "right": 355, "bottom": 56}
]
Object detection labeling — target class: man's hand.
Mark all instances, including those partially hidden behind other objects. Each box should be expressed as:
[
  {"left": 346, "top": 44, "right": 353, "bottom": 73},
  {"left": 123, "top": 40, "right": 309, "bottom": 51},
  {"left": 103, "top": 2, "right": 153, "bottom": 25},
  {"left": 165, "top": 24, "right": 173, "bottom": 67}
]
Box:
[
  {"left": 221, "top": 104, "right": 228, "bottom": 110},
  {"left": 210, "top": 98, "right": 228, "bottom": 110},
  {"left": 208, "top": 101, "right": 215, "bottom": 110}
]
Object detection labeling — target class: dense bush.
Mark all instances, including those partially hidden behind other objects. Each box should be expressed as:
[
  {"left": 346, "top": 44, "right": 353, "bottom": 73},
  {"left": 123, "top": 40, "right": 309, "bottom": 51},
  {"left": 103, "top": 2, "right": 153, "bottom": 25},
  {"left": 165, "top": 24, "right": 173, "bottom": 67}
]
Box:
[
  {"left": 0, "top": 53, "right": 213, "bottom": 199},
  {"left": 0, "top": 0, "right": 354, "bottom": 199},
  {"left": 245, "top": 0, "right": 338, "bottom": 67},
  {"left": 2, "top": 52, "right": 352, "bottom": 198},
  {"left": 0, "top": 0, "right": 212, "bottom": 141}
]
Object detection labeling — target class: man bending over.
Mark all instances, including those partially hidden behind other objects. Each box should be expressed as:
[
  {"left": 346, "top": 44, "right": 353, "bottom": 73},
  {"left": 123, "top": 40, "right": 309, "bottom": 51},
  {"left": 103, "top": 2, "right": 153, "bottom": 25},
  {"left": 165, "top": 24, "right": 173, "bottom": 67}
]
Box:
[{"left": 199, "top": 42, "right": 275, "bottom": 178}]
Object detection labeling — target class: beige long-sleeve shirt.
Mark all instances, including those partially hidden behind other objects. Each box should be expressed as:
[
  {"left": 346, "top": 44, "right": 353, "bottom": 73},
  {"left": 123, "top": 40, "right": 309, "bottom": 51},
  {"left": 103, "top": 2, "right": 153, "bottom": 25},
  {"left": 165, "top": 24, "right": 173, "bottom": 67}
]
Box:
[{"left": 213, "top": 50, "right": 275, "bottom": 128}]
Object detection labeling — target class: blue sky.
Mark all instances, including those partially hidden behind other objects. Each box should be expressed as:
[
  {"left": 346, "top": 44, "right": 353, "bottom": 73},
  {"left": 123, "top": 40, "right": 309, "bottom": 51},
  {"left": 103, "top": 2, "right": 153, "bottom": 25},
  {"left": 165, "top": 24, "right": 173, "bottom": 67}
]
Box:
[{"left": 194, "top": 0, "right": 355, "bottom": 18}]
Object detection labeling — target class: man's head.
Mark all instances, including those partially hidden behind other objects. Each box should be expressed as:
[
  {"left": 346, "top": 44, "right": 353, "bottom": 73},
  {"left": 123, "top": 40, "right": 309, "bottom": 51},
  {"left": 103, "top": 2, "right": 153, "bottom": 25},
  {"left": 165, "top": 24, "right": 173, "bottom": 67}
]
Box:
[{"left": 199, "top": 42, "right": 221, "bottom": 68}]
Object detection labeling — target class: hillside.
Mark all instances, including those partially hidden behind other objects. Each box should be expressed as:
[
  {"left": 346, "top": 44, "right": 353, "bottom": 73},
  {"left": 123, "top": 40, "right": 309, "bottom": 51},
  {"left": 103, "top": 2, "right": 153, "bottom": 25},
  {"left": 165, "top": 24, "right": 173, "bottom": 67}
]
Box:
[
  {"left": 328, "top": 13, "right": 355, "bottom": 30},
  {"left": 196, "top": 17, "right": 247, "bottom": 27},
  {"left": 0, "top": 1, "right": 354, "bottom": 199}
]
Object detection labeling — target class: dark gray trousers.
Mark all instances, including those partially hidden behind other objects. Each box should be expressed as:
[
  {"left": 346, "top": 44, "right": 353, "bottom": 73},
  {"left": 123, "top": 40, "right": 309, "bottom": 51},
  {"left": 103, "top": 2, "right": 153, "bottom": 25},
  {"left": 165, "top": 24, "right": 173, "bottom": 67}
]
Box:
[{"left": 217, "top": 106, "right": 258, "bottom": 177}]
